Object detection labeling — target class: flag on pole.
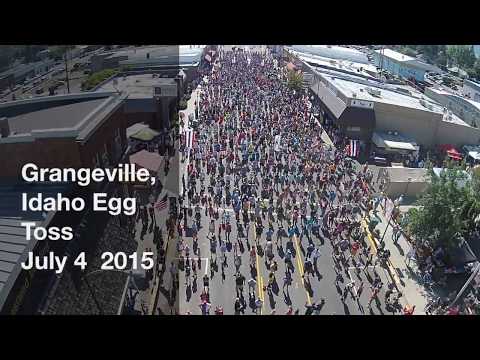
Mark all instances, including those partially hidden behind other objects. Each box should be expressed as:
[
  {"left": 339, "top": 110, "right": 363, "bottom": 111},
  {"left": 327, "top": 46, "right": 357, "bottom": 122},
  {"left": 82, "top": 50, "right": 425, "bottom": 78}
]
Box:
[
  {"left": 185, "top": 129, "right": 194, "bottom": 149},
  {"left": 154, "top": 194, "right": 168, "bottom": 211},
  {"left": 346, "top": 139, "right": 360, "bottom": 157}
]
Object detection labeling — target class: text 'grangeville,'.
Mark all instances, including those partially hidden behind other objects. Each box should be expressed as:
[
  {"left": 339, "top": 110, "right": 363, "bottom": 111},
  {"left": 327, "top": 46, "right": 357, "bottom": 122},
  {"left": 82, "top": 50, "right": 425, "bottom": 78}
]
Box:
[{"left": 20, "top": 163, "right": 156, "bottom": 241}]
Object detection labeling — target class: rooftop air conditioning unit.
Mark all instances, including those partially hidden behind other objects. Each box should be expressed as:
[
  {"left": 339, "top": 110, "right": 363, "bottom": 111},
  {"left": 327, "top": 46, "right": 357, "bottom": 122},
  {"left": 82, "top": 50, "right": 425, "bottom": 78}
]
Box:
[{"left": 366, "top": 87, "right": 381, "bottom": 96}]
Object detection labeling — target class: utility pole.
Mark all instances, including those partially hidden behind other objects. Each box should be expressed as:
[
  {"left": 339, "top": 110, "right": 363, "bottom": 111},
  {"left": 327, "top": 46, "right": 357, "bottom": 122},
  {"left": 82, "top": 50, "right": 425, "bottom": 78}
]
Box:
[{"left": 64, "top": 47, "right": 70, "bottom": 94}]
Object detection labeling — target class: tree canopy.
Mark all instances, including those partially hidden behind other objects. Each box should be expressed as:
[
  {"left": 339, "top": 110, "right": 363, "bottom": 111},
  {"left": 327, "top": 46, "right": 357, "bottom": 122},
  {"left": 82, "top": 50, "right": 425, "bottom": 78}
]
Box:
[
  {"left": 286, "top": 69, "right": 304, "bottom": 91},
  {"left": 394, "top": 45, "right": 480, "bottom": 80},
  {"left": 405, "top": 161, "right": 480, "bottom": 250}
]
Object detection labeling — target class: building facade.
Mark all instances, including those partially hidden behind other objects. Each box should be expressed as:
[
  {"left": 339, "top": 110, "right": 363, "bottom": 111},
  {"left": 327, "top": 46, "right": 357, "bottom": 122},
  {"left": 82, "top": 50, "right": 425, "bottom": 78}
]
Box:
[
  {"left": 373, "top": 48, "right": 439, "bottom": 82},
  {"left": 463, "top": 79, "right": 480, "bottom": 103},
  {"left": 425, "top": 86, "right": 480, "bottom": 128},
  {"left": 0, "top": 92, "right": 138, "bottom": 314}
]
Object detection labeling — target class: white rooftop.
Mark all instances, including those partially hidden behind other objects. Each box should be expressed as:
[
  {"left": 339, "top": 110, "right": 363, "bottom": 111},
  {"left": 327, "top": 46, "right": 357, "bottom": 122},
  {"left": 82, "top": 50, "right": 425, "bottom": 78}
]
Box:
[
  {"left": 293, "top": 51, "right": 378, "bottom": 79},
  {"left": 375, "top": 48, "right": 416, "bottom": 62},
  {"left": 375, "top": 48, "right": 440, "bottom": 72},
  {"left": 97, "top": 74, "right": 176, "bottom": 99},
  {"left": 321, "top": 73, "right": 471, "bottom": 127},
  {"left": 289, "top": 45, "right": 370, "bottom": 64},
  {"left": 428, "top": 86, "right": 480, "bottom": 112}
]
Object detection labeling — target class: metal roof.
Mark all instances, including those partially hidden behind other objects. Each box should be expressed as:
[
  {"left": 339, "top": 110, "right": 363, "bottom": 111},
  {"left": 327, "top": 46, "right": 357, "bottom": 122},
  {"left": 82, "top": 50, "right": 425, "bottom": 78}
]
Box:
[
  {"left": 8, "top": 98, "right": 107, "bottom": 134},
  {"left": 0, "top": 92, "right": 125, "bottom": 143},
  {"left": 0, "top": 182, "right": 71, "bottom": 311},
  {"left": 290, "top": 45, "right": 370, "bottom": 64},
  {"left": 375, "top": 48, "right": 440, "bottom": 72}
]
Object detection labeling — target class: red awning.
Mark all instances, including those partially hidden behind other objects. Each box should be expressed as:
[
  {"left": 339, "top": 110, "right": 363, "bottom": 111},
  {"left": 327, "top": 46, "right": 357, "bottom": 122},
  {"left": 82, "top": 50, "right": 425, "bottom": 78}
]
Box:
[
  {"left": 447, "top": 149, "right": 462, "bottom": 160},
  {"left": 439, "top": 144, "right": 462, "bottom": 160}
]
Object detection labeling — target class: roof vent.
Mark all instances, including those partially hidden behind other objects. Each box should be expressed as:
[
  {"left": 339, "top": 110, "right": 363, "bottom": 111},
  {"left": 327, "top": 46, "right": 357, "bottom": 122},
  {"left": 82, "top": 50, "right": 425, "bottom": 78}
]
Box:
[
  {"left": 419, "top": 99, "right": 427, "bottom": 107},
  {"left": 352, "top": 92, "right": 357, "bottom": 98},
  {"left": 366, "top": 87, "right": 381, "bottom": 97}
]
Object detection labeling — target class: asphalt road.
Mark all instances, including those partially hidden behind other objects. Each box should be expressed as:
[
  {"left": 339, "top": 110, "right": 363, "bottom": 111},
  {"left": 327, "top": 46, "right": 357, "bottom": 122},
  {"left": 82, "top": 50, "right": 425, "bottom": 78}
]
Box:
[{"left": 177, "top": 47, "right": 402, "bottom": 315}]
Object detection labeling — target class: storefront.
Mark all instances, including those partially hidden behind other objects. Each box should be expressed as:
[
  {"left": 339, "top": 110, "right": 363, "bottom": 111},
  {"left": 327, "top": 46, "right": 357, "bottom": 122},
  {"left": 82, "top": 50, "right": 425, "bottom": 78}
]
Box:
[{"left": 371, "top": 131, "right": 418, "bottom": 165}]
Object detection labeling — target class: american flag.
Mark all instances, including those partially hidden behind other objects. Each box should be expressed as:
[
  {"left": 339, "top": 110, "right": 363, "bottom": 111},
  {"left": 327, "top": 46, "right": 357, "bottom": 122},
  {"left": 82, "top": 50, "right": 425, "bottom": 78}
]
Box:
[
  {"left": 185, "top": 129, "right": 195, "bottom": 149},
  {"left": 346, "top": 139, "right": 360, "bottom": 158},
  {"left": 154, "top": 194, "right": 168, "bottom": 211}
]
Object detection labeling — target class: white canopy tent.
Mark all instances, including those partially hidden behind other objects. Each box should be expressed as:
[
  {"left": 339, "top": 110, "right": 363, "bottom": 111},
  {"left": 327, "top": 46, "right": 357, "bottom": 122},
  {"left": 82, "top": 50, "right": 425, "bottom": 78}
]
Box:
[
  {"left": 463, "top": 145, "right": 480, "bottom": 162},
  {"left": 372, "top": 131, "right": 417, "bottom": 151}
]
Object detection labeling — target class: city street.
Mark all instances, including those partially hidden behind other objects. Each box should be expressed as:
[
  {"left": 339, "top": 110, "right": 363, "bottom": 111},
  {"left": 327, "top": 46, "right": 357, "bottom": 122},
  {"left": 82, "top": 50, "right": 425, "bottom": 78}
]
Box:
[{"left": 177, "top": 46, "right": 402, "bottom": 315}]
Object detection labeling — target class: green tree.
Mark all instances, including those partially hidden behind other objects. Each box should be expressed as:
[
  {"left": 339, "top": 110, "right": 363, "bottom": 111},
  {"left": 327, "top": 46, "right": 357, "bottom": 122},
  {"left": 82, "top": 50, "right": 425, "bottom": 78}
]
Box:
[
  {"left": 447, "top": 45, "right": 476, "bottom": 68},
  {"left": 82, "top": 68, "right": 119, "bottom": 90},
  {"left": 287, "top": 69, "right": 304, "bottom": 91},
  {"left": 461, "top": 168, "right": 480, "bottom": 232},
  {"left": 405, "top": 163, "right": 472, "bottom": 249}
]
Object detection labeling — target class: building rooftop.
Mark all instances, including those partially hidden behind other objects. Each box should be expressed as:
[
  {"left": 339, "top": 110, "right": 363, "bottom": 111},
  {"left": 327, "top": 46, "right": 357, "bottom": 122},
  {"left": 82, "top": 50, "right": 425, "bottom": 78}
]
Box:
[
  {"left": 317, "top": 71, "right": 471, "bottom": 127},
  {"left": 289, "top": 45, "right": 370, "bottom": 64},
  {"left": 100, "top": 45, "right": 206, "bottom": 68},
  {"left": 0, "top": 181, "right": 72, "bottom": 311},
  {"left": 8, "top": 98, "right": 107, "bottom": 134},
  {"left": 464, "top": 79, "right": 480, "bottom": 91},
  {"left": 97, "top": 74, "right": 176, "bottom": 99},
  {"left": 0, "top": 92, "right": 125, "bottom": 143},
  {"left": 293, "top": 51, "right": 378, "bottom": 80},
  {"left": 376, "top": 48, "right": 416, "bottom": 63},
  {"left": 428, "top": 85, "right": 480, "bottom": 112},
  {"left": 374, "top": 48, "right": 440, "bottom": 72}
]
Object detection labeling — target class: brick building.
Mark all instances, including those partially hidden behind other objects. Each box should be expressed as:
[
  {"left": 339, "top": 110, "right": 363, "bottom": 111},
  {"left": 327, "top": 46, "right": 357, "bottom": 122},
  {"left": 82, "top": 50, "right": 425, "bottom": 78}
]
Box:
[
  {"left": 0, "top": 92, "right": 139, "bottom": 314},
  {"left": 0, "top": 92, "right": 128, "bottom": 179}
]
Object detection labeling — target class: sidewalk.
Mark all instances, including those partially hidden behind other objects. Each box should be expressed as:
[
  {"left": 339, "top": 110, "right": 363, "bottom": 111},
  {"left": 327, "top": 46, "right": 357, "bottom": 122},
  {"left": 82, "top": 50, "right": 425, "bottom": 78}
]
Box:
[{"left": 364, "top": 207, "right": 430, "bottom": 314}]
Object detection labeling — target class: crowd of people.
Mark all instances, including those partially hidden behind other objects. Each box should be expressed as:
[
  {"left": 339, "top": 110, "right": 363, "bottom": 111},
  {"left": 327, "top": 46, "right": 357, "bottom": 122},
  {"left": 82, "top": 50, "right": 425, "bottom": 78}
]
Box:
[{"left": 176, "top": 46, "right": 406, "bottom": 315}]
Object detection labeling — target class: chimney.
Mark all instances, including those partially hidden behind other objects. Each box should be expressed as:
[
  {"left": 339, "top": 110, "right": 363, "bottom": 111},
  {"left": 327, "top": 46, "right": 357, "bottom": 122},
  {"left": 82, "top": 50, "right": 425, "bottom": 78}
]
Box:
[{"left": 0, "top": 117, "right": 10, "bottom": 138}]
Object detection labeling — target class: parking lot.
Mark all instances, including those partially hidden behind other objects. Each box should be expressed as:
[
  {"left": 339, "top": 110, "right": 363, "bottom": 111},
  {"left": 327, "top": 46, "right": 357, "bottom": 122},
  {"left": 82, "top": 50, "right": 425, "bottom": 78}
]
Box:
[{"left": 1, "top": 52, "right": 96, "bottom": 102}]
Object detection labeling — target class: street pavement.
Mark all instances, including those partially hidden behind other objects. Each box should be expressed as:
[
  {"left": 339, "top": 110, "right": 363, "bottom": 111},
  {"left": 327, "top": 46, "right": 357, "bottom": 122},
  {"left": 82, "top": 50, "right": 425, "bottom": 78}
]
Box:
[
  {"left": 365, "top": 204, "right": 430, "bottom": 314},
  {"left": 177, "top": 47, "right": 401, "bottom": 315}
]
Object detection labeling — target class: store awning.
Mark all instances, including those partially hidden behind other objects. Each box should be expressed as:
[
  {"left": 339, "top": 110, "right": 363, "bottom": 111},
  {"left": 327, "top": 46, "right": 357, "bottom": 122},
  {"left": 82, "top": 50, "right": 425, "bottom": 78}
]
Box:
[
  {"left": 468, "top": 151, "right": 480, "bottom": 160},
  {"left": 129, "top": 150, "right": 163, "bottom": 174},
  {"left": 447, "top": 149, "right": 463, "bottom": 161},
  {"left": 383, "top": 140, "right": 417, "bottom": 151},
  {"left": 372, "top": 131, "right": 417, "bottom": 151},
  {"left": 440, "top": 144, "right": 463, "bottom": 160},
  {"left": 130, "top": 128, "right": 161, "bottom": 142}
]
